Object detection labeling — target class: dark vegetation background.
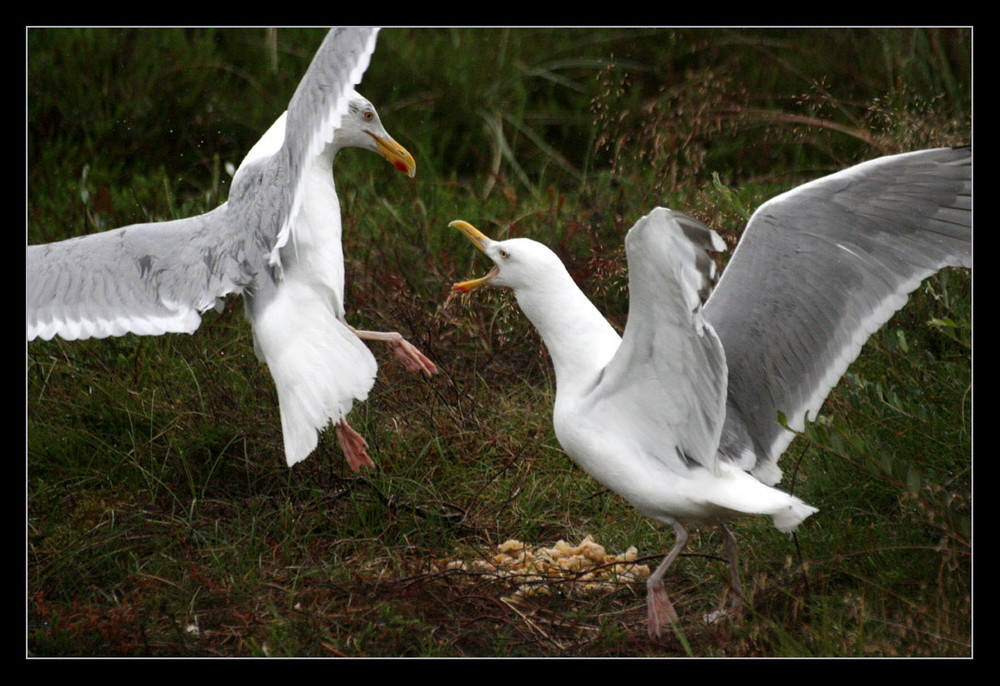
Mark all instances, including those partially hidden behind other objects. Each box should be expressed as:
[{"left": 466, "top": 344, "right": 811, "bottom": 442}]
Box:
[{"left": 27, "top": 27, "right": 971, "bottom": 657}]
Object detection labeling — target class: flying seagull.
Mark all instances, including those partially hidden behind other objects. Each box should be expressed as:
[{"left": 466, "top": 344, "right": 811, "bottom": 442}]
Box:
[
  {"left": 450, "top": 146, "right": 971, "bottom": 637},
  {"left": 27, "top": 27, "right": 436, "bottom": 470}
]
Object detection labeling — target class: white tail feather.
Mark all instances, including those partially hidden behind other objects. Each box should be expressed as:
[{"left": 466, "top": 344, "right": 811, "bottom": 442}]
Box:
[{"left": 251, "top": 282, "right": 377, "bottom": 466}]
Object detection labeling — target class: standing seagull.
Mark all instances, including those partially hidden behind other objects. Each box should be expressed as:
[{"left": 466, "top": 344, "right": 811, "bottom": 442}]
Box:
[
  {"left": 450, "top": 146, "right": 971, "bottom": 637},
  {"left": 27, "top": 28, "right": 436, "bottom": 470}
]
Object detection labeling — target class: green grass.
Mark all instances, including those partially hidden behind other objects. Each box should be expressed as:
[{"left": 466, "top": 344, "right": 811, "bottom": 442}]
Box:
[{"left": 27, "top": 27, "right": 971, "bottom": 656}]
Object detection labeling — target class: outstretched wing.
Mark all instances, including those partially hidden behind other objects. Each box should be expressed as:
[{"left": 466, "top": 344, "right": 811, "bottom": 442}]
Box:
[
  {"left": 705, "top": 146, "right": 972, "bottom": 484},
  {"left": 250, "top": 27, "right": 380, "bottom": 266},
  {"left": 27, "top": 205, "right": 253, "bottom": 341},
  {"left": 27, "top": 28, "right": 383, "bottom": 344},
  {"left": 588, "top": 207, "right": 729, "bottom": 474}
]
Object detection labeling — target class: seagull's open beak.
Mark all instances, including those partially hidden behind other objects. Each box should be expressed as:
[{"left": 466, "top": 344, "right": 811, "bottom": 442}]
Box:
[
  {"left": 450, "top": 220, "right": 498, "bottom": 293},
  {"left": 367, "top": 131, "right": 416, "bottom": 177}
]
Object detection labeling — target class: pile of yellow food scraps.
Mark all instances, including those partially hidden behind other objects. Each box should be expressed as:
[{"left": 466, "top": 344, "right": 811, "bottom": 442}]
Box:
[{"left": 433, "top": 535, "right": 650, "bottom": 597}]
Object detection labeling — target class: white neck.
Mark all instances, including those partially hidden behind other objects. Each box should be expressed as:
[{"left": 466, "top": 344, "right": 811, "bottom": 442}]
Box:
[{"left": 514, "top": 269, "right": 622, "bottom": 395}]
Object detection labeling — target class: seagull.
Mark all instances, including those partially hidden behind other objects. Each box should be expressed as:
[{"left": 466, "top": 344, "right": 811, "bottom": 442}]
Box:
[
  {"left": 449, "top": 145, "right": 971, "bottom": 638},
  {"left": 27, "top": 27, "right": 437, "bottom": 470}
]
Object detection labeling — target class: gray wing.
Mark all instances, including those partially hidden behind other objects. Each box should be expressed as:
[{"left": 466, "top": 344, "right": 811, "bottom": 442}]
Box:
[
  {"left": 705, "top": 146, "right": 972, "bottom": 485},
  {"left": 27, "top": 27, "right": 382, "bottom": 343},
  {"left": 588, "top": 208, "right": 729, "bottom": 473},
  {"left": 27, "top": 205, "right": 255, "bottom": 340},
  {"left": 260, "top": 27, "right": 380, "bottom": 265}
]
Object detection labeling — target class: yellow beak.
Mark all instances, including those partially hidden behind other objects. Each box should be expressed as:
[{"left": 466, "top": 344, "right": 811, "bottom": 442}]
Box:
[
  {"left": 368, "top": 131, "right": 416, "bottom": 178},
  {"left": 450, "top": 220, "right": 498, "bottom": 292}
]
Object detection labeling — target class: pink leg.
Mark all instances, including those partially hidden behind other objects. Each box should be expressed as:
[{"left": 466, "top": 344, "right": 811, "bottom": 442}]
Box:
[
  {"left": 335, "top": 418, "right": 374, "bottom": 472},
  {"left": 646, "top": 521, "right": 689, "bottom": 638},
  {"left": 721, "top": 524, "right": 744, "bottom": 615},
  {"left": 647, "top": 580, "right": 678, "bottom": 636},
  {"left": 701, "top": 525, "right": 745, "bottom": 624},
  {"left": 351, "top": 328, "right": 438, "bottom": 377}
]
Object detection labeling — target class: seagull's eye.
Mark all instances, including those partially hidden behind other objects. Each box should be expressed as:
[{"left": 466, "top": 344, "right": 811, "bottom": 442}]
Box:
[
  {"left": 363, "top": 110, "right": 374, "bottom": 122},
  {"left": 498, "top": 249, "right": 510, "bottom": 260}
]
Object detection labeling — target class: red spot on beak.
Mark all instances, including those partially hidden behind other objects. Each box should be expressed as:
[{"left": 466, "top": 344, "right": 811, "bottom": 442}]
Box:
[{"left": 394, "top": 160, "right": 411, "bottom": 174}]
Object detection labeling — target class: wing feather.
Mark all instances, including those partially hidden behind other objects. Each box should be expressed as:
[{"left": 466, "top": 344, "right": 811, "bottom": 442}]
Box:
[
  {"left": 267, "top": 27, "right": 380, "bottom": 266},
  {"left": 27, "top": 205, "right": 251, "bottom": 341},
  {"left": 588, "top": 208, "right": 729, "bottom": 474},
  {"left": 705, "top": 146, "right": 971, "bottom": 484}
]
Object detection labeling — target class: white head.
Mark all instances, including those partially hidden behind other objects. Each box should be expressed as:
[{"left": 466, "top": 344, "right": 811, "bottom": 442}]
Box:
[
  {"left": 333, "top": 90, "right": 416, "bottom": 177},
  {"left": 449, "top": 220, "right": 571, "bottom": 294},
  {"left": 238, "top": 90, "right": 416, "bottom": 178},
  {"left": 449, "top": 219, "right": 623, "bottom": 387}
]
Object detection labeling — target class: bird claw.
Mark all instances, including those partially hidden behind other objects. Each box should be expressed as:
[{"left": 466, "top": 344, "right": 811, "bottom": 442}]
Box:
[
  {"left": 703, "top": 608, "right": 729, "bottom": 624},
  {"left": 703, "top": 594, "right": 744, "bottom": 624},
  {"left": 350, "top": 326, "right": 438, "bottom": 377},
  {"left": 387, "top": 336, "right": 438, "bottom": 376},
  {"left": 335, "top": 419, "right": 374, "bottom": 472},
  {"left": 646, "top": 583, "right": 679, "bottom": 638}
]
